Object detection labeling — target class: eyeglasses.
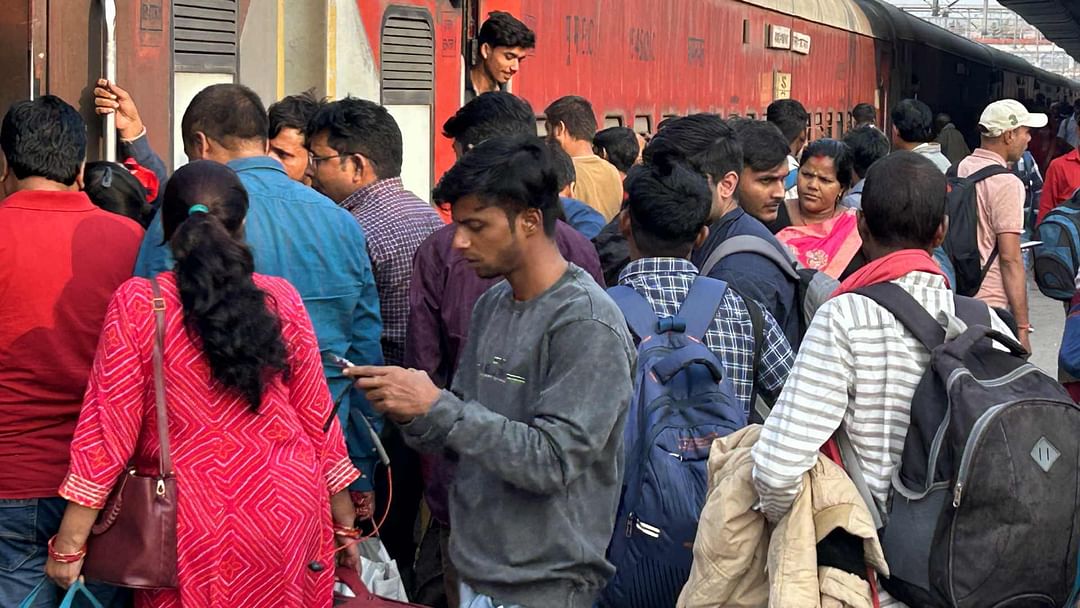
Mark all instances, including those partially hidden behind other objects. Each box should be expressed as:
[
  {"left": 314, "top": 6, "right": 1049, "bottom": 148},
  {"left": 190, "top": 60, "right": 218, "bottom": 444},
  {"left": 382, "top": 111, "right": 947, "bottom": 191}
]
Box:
[{"left": 308, "top": 152, "right": 377, "bottom": 169}]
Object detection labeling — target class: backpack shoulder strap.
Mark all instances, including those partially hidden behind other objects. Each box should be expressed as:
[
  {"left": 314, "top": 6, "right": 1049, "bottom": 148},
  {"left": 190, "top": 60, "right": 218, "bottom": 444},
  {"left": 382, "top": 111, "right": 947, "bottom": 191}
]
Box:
[
  {"left": 678, "top": 276, "right": 729, "bottom": 340},
  {"left": 953, "top": 294, "right": 992, "bottom": 328},
  {"left": 852, "top": 282, "right": 946, "bottom": 351},
  {"left": 966, "top": 164, "right": 1012, "bottom": 183},
  {"left": 607, "top": 285, "right": 660, "bottom": 341},
  {"left": 836, "top": 427, "right": 885, "bottom": 530},
  {"left": 700, "top": 234, "right": 800, "bottom": 280},
  {"left": 732, "top": 287, "right": 770, "bottom": 424}
]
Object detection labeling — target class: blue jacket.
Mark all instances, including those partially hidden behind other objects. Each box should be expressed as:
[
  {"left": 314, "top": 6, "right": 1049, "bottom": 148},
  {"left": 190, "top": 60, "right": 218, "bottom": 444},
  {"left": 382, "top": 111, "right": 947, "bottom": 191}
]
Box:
[
  {"left": 560, "top": 196, "right": 606, "bottom": 240},
  {"left": 133, "top": 155, "right": 385, "bottom": 490}
]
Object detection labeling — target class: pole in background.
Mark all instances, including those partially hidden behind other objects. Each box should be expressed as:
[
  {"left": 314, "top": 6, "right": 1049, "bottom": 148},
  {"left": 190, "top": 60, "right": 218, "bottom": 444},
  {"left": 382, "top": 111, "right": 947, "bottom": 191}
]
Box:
[{"left": 100, "top": 0, "right": 117, "bottom": 162}]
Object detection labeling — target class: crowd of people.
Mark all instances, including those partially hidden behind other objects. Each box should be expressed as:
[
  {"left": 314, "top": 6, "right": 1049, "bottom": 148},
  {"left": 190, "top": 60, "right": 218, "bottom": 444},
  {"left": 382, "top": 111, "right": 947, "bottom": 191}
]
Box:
[{"left": 3, "top": 9, "right": 1080, "bottom": 608}]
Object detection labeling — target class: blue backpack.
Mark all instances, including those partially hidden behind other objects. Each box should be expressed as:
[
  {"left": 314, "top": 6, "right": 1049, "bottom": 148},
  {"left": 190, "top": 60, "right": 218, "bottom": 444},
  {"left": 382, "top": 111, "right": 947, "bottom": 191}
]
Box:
[
  {"left": 600, "top": 277, "right": 747, "bottom": 608},
  {"left": 1034, "top": 189, "right": 1080, "bottom": 301}
]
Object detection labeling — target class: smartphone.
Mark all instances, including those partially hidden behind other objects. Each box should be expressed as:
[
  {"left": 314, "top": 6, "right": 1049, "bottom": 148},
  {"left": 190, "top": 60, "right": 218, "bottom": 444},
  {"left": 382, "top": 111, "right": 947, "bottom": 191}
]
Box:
[
  {"left": 326, "top": 353, "right": 355, "bottom": 369},
  {"left": 1020, "top": 240, "right": 1042, "bottom": 251}
]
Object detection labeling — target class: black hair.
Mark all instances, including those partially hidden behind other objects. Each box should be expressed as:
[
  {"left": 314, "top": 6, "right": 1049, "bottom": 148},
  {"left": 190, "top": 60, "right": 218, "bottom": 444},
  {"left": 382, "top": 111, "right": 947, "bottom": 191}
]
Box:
[
  {"left": 645, "top": 114, "right": 742, "bottom": 184},
  {"left": 766, "top": 99, "right": 809, "bottom": 145},
  {"left": 935, "top": 113, "right": 953, "bottom": 132},
  {"left": 161, "top": 160, "right": 289, "bottom": 412},
  {"left": 83, "top": 162, "right": 149, "bottom": 224},
  {"left": 432, "top": 135, "right": 559, "bottom": 237},
  {"left": 593, "top": 127, "right": 640, "bottom": 173},
  {"left": 307, "top": 97, "right": 403, "bottom": 179},
  {"left": 799, "top": 138, "right": 855, "bottom": 190},
  {"left": 862, "top": 151, "right": 946, "bottom": 249},
  {"left": 478, "top": 11, "right": 536, "bottom": 49},
  {"left": 544, "top": 95, "right": 598, "bottom": 142},
  {"left": 625, "top": 151, "right": 712, "bottom": 258},
  {"left": 851, "top": 103, "right": 876, "bottom": 125},
  {"left": 891, "top": 98, "right": 935, "bottom": 143},
  {"left": 181, "top": 84, "right": 268, "bottom": 151},
  {"left": 842, "top": 126, "right": 890, "bottom": 179},
  {"left": 730, "top": 119, "right": 790, "bottom": 172},
  {"left": 546, "top": 138, "right": 576, "bottom": 191},
  {"left": 442, "top": 92, "right": 535, "bottom": 150},
  {"left": 1, "top": 95, "right": 86, "bottom": 185},
  {"left": 268, "top": 89, "right": 323, "bottom": 140},
  {"left": 642, "top": 114, "right": 725, "bottom": 164}
]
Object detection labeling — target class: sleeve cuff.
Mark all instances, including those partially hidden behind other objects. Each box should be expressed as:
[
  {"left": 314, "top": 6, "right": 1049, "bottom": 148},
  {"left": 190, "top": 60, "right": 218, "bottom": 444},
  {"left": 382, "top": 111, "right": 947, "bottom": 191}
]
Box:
[
  {"left": 326, "top": 457, "right": 362, "bottom": 494},
  {"left": 348, "top": 457, "right": 376, "bottom": 492},
  {"left": 58, "top": 473, "right": 113, "bottom": 510},
  {"left": 399, "top": 390, "right": 463, "bottom": 445}
]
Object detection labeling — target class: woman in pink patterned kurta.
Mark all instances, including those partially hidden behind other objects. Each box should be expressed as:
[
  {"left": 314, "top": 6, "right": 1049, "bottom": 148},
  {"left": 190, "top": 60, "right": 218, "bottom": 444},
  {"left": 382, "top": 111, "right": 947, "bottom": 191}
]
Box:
[{"left": 46, "top": 161, "right": 361, "bottom": 607}]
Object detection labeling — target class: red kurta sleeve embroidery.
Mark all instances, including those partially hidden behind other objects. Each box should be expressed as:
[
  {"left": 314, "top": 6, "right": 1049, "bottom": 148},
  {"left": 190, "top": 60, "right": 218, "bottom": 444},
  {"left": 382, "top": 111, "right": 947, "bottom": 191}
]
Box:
[
  {"left": 59, "top": 280, "right": 150, "bottom": 509},
  {"left": 276, "top": 280, "right": 361, "bottom": 495}
]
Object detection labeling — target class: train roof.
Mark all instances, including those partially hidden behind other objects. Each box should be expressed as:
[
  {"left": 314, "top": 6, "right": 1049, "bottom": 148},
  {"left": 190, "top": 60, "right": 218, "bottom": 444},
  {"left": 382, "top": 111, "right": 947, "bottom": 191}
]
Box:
[
  {"left": 999, "top": 0, "right": 1080, "bottom": 64},
  {"left": 737, "top": 0, "right": 876, "bottom": 37}
]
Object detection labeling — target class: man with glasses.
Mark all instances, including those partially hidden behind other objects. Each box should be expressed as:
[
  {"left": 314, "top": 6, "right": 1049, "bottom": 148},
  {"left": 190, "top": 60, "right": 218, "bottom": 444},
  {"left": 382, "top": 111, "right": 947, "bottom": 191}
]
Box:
[{"left": 307, "top": 97, "right": 443, "bottom": 587}]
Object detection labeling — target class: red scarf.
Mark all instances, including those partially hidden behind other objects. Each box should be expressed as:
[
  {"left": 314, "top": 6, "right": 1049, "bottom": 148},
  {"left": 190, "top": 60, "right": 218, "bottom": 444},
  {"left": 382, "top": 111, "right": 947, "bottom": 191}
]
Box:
[{"left": 832, "top": 249, "right": 949, "bottom": 297}]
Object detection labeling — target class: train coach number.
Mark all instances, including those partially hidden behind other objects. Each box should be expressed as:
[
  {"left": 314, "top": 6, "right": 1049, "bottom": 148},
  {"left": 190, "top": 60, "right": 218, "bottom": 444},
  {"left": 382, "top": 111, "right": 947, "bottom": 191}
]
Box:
[
  {"left": 688, "top": 37, "right": 705, "bottom": 65},
  {"left": 630, "top": 27, "right": 656, "bottom": 62},
  {"left": 565, "top": 15, "right": 598, "bottom": 65}
]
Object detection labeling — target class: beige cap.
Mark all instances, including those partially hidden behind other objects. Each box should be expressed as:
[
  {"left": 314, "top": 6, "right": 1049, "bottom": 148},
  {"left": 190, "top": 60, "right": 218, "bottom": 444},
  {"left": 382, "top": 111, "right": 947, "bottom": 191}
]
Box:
[{"left": 978, "top": 99, "right": 1048, "bottom": 137}]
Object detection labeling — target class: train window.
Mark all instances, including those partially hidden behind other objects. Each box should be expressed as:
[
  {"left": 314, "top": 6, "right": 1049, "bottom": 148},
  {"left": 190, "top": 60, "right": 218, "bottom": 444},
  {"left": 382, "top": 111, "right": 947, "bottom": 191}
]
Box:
[
  {"left": 634, "top": 115, "right": 652, "bottom": 134},
  {"left": 742, "top": 20, "right": 750, "bottom": 45},
  {"left": 826, "top": 112, "right": 834, "bottom": 138},
  {"left": 836, "top": 112, "right": 845, "bottom": 136},
  {"left": 173, "top": 1, "right": 238, "bottom": 73},
  {"left": 604, "top": 115, "right": 624, "bottom": 128},
  {"left": 536, "top": 117, "right": 547, "bottom": 137},
  {"left": 381, "top": 6, "right": 435, "bottom": 202},
  {"left": 746, "top": 111, "right": 756, "bottom": 120}
]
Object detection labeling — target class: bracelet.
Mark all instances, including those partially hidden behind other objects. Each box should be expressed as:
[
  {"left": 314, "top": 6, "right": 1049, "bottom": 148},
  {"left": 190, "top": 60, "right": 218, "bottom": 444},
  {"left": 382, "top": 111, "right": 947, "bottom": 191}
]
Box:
[
  {"left": 1017, "top": 324, "right": 1032, "bottom": 331},
  {"left": 333, "top": 524, "right": 361, "bottom": 539},
  {"left": 48, "top": 535, "right": 86, "bottom": 563}
]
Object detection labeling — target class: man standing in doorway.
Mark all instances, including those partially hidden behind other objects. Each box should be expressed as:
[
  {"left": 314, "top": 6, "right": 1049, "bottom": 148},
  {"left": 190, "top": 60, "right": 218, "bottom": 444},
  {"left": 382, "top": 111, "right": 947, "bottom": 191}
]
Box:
[
  {"left": 766, "top": 99, "right": 809, "bottom": 200},
  {"left": 891, "top": 99, "right": 951, "bottom": 173},
  {"left": 466, "top": 12, "right": 535, "bottom": 103}
]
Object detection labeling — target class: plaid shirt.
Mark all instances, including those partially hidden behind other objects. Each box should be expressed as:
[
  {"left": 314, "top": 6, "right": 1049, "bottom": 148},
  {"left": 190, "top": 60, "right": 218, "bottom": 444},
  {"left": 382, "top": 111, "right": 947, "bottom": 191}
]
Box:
[
  {"left": 618, "top": 258, "right": 793, "bottom": 414},
  {"left": 343, "top": 178, "right": 444, "bottom": 365}
]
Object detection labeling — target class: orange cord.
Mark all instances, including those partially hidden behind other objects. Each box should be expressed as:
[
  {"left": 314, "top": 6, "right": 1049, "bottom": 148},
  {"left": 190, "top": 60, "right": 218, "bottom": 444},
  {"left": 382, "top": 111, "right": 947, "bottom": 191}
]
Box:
[{"left": 331, "top": 465, "right": 393, "bottom": 558}]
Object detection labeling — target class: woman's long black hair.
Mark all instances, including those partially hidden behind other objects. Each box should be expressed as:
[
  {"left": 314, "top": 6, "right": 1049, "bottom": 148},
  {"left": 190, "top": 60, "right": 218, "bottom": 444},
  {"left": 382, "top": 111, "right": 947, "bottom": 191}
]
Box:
[{"left": 161, "top": 160, "right": 289, "bottom": 411}]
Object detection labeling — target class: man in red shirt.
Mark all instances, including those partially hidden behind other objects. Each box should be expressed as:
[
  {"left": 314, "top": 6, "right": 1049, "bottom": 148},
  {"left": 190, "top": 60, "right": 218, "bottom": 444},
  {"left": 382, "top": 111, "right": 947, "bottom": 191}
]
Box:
[
  {"left": 0, "top": 96, "right": 143, "bottom": 605},
  {"left": 1037, "top": 115, "right": 1080, "bottom": 224}
]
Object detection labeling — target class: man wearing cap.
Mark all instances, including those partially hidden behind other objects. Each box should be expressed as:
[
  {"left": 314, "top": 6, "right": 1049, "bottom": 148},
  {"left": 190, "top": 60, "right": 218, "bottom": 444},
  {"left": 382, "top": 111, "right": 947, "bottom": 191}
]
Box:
[{"left": 956, "top": 99, "right": 1047, "bottom": 353}]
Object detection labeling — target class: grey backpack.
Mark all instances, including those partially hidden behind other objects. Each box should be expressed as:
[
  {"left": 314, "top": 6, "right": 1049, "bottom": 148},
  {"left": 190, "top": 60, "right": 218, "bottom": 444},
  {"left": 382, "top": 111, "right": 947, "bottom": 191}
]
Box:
[{"left": 844, "top": 283, "right": 1080, "bottom": 607}]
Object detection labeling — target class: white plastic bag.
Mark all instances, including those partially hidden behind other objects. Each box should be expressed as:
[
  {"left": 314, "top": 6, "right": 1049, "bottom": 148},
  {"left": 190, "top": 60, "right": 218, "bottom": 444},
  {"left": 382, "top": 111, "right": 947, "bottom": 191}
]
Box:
[{"left": 355, "top": 537, "right": 409, "bottom": 601}]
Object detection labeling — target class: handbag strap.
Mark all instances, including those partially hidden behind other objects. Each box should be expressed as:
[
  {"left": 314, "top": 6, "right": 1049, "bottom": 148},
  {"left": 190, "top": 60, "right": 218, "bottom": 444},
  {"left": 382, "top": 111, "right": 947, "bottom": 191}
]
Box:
[{"left": 149, "top": 277, "right": 174, "bottom": 477}]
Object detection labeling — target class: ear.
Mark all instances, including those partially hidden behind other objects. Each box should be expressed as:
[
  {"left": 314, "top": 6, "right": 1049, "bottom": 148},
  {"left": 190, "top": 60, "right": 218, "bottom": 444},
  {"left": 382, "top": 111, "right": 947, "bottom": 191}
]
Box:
[
  {"left": 0, "top": 151, "right": 8, "bottom": 183},
  {"left": 718, "top": 170, "right": 739, "bottom": 199},
  {"left": 75, "top": 161, "right": 86, "bottom": 190},
  {"left": 618, "top": 208, "right": 632, "bottom": 241},
  {"left": 856, "top": 210, "right": 869, "bottom": 244},
  {"left": 262, "top": 138, "right": 271, "bottom": 155},
  {"left": 481, "top": 42, "right": 492, "bottom": 60},
  {"left": 521, "top": 207, "right": 542, "bottom": 235},
  {"left": 931, "top": 216, "right": 948, "bottom": 250},
  {"left": 693, "top": 224, "right": 710, "bottom": 250},
  {"left": 193, "top": 132, "right": 211, "bottom": 160}
]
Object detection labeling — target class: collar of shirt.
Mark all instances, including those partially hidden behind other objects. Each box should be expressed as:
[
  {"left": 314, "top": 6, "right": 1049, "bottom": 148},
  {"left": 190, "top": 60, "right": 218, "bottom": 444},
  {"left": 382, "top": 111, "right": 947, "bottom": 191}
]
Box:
[
  {"left": 913, "top": 142, "right": 944, "bottom": 154},
  {"left": 972, "top": 147, "right": 1008, "bottom": 166},
  {"left": 849, "top": 178, "right": 866, "bottom": 194},
  {"left": 341, "top": 177, "right": 407, "bottom": 215},
  {"left": 226, "top": 155, "right": 289, "bottom": 176},
  {"left": 712, "top": 206, "right": 747, "bottom": 235},
  {"left": 618, "top": 257, "right": 699, "bottom": 285},
  {"left": 0, "top": 189, "right": 97, "bottom": 212},
  {"left": 787, "top": 155, "right": 800, "bottom": 170},
  {"left": 1064, "top": 149, "right": 1080, "bottom": 164}
]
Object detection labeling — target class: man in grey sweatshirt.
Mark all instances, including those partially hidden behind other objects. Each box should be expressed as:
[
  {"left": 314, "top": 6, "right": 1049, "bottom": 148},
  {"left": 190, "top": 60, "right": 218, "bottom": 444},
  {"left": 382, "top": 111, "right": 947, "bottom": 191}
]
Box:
[{"left": 347, "top": 135, "right": 635, "bottom": 608}]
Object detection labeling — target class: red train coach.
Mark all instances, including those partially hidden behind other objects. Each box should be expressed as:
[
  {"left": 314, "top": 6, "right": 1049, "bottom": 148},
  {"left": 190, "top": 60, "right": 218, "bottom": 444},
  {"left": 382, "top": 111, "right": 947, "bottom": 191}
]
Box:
[{"left": 0, "top": 0, "right": 1074, "bottom": 198}]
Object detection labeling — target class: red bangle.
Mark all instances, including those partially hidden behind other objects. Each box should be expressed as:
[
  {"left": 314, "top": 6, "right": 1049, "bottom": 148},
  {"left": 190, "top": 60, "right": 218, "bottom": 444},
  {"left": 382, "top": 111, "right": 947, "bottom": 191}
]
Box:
[
  {"left": 48, "top": 535, "right": 86, "bottom": 563},
  {"left": 333, "top": 524, "right": 361, "bottom": 539}
]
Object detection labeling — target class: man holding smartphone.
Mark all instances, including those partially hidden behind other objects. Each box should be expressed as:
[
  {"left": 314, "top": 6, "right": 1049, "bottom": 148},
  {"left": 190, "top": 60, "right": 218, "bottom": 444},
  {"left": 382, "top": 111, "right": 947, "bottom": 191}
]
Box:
[{"left": 346, "top": 135, "right": 634, "bottom": 608}]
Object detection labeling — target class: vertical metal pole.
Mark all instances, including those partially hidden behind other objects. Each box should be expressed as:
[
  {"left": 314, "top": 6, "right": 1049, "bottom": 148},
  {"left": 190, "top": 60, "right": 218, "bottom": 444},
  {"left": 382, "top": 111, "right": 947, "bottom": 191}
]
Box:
[
  {"left": 982, "top": 0, "right": 990, "bottom": 36},
  {"left": 101, "top": 0, "right": 117, "bottom": 161}
]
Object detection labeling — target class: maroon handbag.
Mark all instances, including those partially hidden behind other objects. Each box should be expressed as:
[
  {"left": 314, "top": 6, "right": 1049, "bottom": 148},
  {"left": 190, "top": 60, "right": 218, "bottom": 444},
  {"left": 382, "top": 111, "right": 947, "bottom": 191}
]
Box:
[{"left": 82, "top": 277, "right": 178, "bottom": 589}]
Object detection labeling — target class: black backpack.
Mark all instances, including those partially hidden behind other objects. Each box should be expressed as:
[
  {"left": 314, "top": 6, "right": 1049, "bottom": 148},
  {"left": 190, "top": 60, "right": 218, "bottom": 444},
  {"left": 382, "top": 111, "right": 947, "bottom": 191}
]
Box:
[
  {"left": 842, "top": 283, "right": 1080, "bottom": 607},
  {"left": 942, "top": 164, "right": 1013, "bottom": 296}
]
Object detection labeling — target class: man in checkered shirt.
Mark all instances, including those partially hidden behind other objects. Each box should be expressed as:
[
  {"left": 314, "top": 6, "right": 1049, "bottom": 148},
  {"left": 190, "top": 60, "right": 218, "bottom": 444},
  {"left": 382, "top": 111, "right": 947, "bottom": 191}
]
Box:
[
  {"left": 307, "top": 98, "right": 445, "bottom": 366},
  {"left": 617, "top": 153, "right": 793, "bottom": 416}
]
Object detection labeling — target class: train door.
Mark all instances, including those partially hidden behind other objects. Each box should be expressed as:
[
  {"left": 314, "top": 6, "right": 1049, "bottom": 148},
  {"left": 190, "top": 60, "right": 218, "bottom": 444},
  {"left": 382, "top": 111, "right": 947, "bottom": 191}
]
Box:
[
  {"left": 172, "top": 1, "right": 238, "bottom": 167},
  {"left": 381, "top": 6, "right": 435, "bottom": 202}
]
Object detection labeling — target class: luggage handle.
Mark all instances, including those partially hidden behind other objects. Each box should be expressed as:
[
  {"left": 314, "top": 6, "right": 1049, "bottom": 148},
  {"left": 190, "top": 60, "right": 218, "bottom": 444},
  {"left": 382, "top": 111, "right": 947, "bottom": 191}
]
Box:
[
  {"left": 19, "top": 579, "right": 105, "bottom": 608},
  {"left": 652, "top": 354, "right": 724, "bottom": 384},
  {"left": 943, "top": 324, "right": 1028, "bottom": 358}
]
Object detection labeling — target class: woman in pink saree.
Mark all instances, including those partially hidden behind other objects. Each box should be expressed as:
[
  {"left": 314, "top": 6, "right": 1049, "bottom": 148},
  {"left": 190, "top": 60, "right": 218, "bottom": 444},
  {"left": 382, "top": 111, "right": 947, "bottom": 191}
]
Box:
[{"left": 775, "top": 139, "right": 865, "bottom": 279}]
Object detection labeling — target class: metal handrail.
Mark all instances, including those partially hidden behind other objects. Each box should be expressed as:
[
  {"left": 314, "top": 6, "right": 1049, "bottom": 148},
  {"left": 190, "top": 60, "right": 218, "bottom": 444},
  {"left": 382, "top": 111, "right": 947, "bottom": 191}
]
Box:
[{"left": 101, "top": 0, "right": 117, "bottom": 161}]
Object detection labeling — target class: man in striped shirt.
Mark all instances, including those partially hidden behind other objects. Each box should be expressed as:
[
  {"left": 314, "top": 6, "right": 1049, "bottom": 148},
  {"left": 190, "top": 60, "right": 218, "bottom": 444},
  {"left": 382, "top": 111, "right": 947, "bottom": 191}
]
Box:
[{"left": 751, "top": 152, "right": 1014, "bottom": 606}]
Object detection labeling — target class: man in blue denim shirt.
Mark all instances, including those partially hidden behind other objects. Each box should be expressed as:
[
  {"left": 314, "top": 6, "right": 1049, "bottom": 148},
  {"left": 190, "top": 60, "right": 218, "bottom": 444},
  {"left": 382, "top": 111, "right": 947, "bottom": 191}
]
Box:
[{"left": 113, "top": 83, "right": 385, "bottom": 500}]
